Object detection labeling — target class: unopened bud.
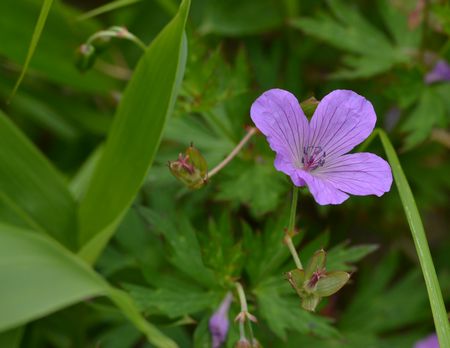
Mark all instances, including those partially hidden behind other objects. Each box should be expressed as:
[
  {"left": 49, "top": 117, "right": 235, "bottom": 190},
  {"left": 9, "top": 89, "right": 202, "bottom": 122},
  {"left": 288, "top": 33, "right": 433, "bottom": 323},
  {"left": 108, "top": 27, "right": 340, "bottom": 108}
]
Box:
[
  {"left": 300, "top": 97, "right": 319, "bottom": 118},
  {"left": 209, "top": 293, "right": 233, "bottom": 348},
  {"left": 234, "top": 338, "right": 252, "bottom": 348},
  {"left": 169, "top": 144, "right": 208, "bottom": 189},
  {"left": 75, "top": 44, "right": 96, "bottom": 72}
]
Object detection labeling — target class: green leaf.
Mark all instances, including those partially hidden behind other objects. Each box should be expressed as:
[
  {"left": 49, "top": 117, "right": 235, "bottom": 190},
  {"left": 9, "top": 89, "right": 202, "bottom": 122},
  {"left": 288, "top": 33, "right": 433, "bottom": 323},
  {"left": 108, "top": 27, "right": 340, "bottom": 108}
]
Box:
[
  {"left": 0, "top": 0, "right": 116, "bottom": 93},
  {"left": 0, "top": 223, "right": 106, "bottom": 332},
  {"left": 200, "top": 0, "right": 284, "bottom": 36},
  {"left": 106, "top": 288, "right": 178, "bottom": 348},
  {"left": 0, "top": 327, "right": 24, "bottom": 348},
  {"left": 326, "top": 242, "right": 378, "bottom": 272},
  {"left": 138, "top": 208, "right": 216, "bottom": 288},
  {"left": 290, "top": 0, "right": 411, "bottom": 78},
  {"left": 0, "top": 111, "right": 77, "bottom": 248},
  {"left": 77, "top": 0, "right": 142, "bottom": 21},
  {"left": 315, "top": 271, "right": 350, "bottom": 297},
  {"left": 78, "top": 0, "right": 191, "bottom": 263},
  {"left": 9, "top": 0, "right": 53, "bottom": 99},
  {"left": 126, "top": 283, "right": 221, "bottom": 318},
  {"left": 0, "top": 223, "right": 178, "bottom": 347},
  {"left": 378, "top": 129, "right": 450, "bottom": 346},
  {"left": 216, "top": 159, "right": 287, "bottom": 216},
  {"left": 255, "top": 278, "right": 338, "bottom": 340},
  {"left": 401, "top": 87, "right": 446, "bottom": 150}
]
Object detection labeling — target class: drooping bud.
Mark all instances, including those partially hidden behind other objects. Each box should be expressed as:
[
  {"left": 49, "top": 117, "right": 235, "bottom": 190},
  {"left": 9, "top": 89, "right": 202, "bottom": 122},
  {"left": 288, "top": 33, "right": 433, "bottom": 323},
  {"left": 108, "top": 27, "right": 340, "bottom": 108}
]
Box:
[
  {"left": 169, "top": 144, "right": 208, "bottom": 189},
  {"left": 209, "top": 292, "right": 233, "bottom": 348},
  {"left": 234, "top": 338, "right": 252, "bottom": 348},
  {"left": 414, "top": 333, "right": 439, "bottom": 348},
  {"left": 285, "top": 249, "right": 350, "bottom": 312},
  {"left": 75, "top": 44, "right": 96, "bottom": 72},
  {"left": 300, "top": 97, "right": 319, "bottom": 118}
]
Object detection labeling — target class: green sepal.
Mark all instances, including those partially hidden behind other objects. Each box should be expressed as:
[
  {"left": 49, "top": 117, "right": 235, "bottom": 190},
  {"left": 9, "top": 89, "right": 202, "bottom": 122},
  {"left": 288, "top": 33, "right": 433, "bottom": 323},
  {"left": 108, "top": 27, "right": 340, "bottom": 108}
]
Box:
[
  {"left": 301, "top": 293, "right": 320, "bottom": 312},
  {"left": 285, "top": 268, "right": 305, "bottom": 297},
  {"left": 186, "top": 144, "right": 208, "bottom": 178},
  {"left": 315, "top": 271, "right": 350, "bottom": 297},
  {"left": 305, "top": 249, "right": 326, "bottom": 279}
]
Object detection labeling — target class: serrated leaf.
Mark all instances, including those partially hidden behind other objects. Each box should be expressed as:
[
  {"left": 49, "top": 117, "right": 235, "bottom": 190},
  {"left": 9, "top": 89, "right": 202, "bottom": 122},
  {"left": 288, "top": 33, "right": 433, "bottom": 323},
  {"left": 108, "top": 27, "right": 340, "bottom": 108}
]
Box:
[
  {"left": 125, "top": 283, "right": 221, "bottom": 318},
  {"left": 255, "top": 278, "right": 338, "bottom": 340},
  {"left": 326, "top": 243, "right": 378, "bottom": 272}
]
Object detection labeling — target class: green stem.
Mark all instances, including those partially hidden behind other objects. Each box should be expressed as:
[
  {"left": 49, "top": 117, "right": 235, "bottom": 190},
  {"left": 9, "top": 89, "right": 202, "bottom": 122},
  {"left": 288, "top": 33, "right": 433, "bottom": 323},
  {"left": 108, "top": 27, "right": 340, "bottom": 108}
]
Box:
[
  {"left": 235, "top": 282, "right": 255, "bottom": 344},
  {"left": 377, "top": 129, "right": 450, "bottom": 347},
  {"left": 285, "top": 186, "right": 303, "bottom": 269}
]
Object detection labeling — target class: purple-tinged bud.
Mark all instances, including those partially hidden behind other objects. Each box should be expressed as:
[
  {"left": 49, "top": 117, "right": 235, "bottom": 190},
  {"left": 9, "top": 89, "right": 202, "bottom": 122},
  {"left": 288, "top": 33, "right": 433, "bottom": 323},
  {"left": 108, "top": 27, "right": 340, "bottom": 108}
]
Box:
[
  {"left": 168, "top": 144, "right": 208, "bottom": 189},
  {"left": 300, "top": 97, "right": 319, "bottom": 119},
  {"left": 414, "top": 333, "right": 439, "bottom": 348},
  {"left": 425, "top": 60, "right": 450, "bottom": 85},
  {"left": 234, "top": 338, "right": 252, "bottom": 348},
  {"left": 209, "top": 292, "right": 233, "bottom": 348},
  {"left": 75, "top": 44, "right": 96, "bottom": 72}
]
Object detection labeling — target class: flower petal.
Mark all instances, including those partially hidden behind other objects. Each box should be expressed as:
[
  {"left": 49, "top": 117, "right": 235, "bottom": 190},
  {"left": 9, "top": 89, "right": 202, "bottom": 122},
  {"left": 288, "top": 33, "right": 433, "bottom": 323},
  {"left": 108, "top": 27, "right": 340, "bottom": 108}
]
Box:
[
  {"left": 316, "top": 153, "right": 393, "bottom": 197},
  {"left": 296, "top": 170, "right": 349, "bottom": 205},
  {"left": 251, "top": 89, "right": 309, "bottom": 174},
  {"left": 309, "top": 90, "right": 376, "bottom": 159}
]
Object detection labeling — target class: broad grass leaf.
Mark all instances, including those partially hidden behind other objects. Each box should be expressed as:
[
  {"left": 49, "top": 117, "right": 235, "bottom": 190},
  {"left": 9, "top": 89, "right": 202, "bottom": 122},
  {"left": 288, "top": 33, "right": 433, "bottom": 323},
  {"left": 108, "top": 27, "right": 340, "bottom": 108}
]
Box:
[
  {"left": 78, "top": 0, "right": 191, "bottom": 263},
  {"left": 0, "top": 111, "right": 77, "bottom": 248},
  {"left": 0, "top": 223, "right": 106, "bottom": 332}
]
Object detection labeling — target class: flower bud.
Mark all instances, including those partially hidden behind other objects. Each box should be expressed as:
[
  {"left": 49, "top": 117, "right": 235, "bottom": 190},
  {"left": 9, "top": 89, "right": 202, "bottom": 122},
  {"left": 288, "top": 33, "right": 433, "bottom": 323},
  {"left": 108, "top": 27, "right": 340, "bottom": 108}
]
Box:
[
  {"left": 234, "top": 338, "right": 252, "bottom": 348},
  {"left": 75, "top": 44, "right": 96, "bottom": 72},
  {"left": 209, "top": 293, "right": 233, "bottom": 348},
  {"left": 414, "top": 333, "right": 439, "bottom": 348},
  {"left": 300, "top": 97, "right": 319, "bottom": 118},
  {"left": 169, "top": 144, "right": 208, "bottom": 189}
]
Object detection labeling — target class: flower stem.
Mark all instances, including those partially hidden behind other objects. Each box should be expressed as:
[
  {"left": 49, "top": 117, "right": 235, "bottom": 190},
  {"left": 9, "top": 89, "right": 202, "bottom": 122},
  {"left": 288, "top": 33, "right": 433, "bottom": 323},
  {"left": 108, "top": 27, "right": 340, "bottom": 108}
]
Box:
[
  {"left": 285, "top": 186, "right": 303, "bottom": 269},
  {"left": 235, "top": 282, "right": 255, "bottom": 344},
  {"left": 208, "top": 127, "right": 257, "bottom": 178}
]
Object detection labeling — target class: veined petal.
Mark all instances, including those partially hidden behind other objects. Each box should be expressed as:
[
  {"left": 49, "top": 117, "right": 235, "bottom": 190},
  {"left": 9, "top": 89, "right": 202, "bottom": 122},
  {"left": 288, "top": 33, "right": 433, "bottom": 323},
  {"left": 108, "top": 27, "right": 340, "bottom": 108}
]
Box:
[
  {"left": 251, "top": 89, "right": 309, "bottom": 173},
  {"left": 296, "top": 170, "right": 349, "bottom": 205},
  {"left": 316, "top": 153, "right": 392, "bottom": 197},
  {"left": 309, "top": 90, "right": 376, "bottom": 159}
]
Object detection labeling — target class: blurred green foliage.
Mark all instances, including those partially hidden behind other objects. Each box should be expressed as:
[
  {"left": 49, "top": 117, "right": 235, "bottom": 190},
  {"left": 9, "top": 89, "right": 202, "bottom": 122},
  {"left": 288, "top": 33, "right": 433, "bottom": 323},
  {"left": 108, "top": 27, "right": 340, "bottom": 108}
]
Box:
[{"left": 0, "top": 0, "right": 449, "bottom": 347}]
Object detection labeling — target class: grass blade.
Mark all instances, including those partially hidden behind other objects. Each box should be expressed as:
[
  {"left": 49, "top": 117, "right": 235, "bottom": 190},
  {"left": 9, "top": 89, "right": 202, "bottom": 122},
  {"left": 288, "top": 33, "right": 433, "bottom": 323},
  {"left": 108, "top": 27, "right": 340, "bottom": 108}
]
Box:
[
  {"left": 9, "top": 0, "right": 53, "bottom": 101},
  {"left": 0, "top": 223, "right": 178, "bottom": 347},
  {"left": 0, "top": 111, "right": 77, "bottom": 248},
  {"left": 78, "top": 0, "right": 191, "bottom": 263},
  {"left": 77, "top": 0, "right": 141, "bottom": 21},
  {"left": 378, "top": 129, "right": 450, "bottom": 347}
]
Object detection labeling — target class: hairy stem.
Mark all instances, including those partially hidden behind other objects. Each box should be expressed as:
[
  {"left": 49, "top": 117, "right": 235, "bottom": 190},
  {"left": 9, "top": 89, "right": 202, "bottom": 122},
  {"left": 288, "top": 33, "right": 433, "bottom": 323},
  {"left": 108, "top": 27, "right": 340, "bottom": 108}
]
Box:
[
  {"left": 235, "top": 282, "right": 255, "bottom": 344},
  {"left": 285, "top": 186, "right": 303, "bottom": 269},
  {"left": 208, "top": 127, "right": 257, "bottom": 178}
]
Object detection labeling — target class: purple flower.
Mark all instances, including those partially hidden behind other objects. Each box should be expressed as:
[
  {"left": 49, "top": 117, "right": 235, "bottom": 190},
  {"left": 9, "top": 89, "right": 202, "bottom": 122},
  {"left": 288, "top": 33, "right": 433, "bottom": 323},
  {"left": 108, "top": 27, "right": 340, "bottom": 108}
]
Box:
[
  {"left": 414, "top": 333, "right": 439, "bottom": 348},
  {"left": 250, "top": 89, "right": 392, "bottom": 205},
  {"left": 425, "top": 60, "right": 450, "bottom": 84},
  {"left": 209, "top": 292, "right": 233, "bottom": 348}
]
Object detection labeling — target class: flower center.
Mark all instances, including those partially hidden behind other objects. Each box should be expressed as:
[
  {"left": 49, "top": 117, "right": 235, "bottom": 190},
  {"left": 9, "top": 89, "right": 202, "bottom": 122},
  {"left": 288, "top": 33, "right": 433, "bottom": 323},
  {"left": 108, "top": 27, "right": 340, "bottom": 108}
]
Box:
[{"left": 301, "top": 146, "right": 326, "bottom": 171}]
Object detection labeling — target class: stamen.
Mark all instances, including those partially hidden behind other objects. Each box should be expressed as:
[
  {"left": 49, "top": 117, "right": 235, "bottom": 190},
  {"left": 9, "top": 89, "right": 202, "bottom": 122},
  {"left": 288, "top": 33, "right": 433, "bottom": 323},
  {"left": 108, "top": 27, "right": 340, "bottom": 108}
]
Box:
[{"left": 301, "top": 145, "right": 326, "bottom": 171}]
